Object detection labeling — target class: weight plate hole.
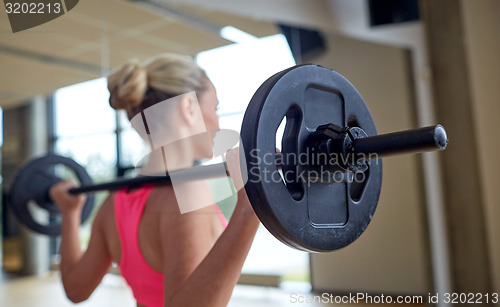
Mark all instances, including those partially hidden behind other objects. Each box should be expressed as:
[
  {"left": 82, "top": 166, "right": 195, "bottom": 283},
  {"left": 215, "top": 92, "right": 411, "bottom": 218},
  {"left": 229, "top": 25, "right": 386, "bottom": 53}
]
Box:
[
  {"left": 27, "top": 201, "right": 51, "bottom": 225},
  {"left": 276, "top": 116, "right": 286, "bottom": 153},
  {"left": 281, "top": 106, "right": 305, "bottom": 201},
  {"left": 347, "top": 115, "right": 360, "bottom": 128},
  {"left": 350, "top": 167, "right": 370, "bottom": 202}
]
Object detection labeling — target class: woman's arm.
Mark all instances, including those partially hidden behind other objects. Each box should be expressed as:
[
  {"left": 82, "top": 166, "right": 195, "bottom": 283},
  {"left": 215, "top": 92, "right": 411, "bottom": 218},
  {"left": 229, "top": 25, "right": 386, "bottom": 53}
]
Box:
[
  {"left": 162, "top": 148, "right": 260, "bottom": 307},
  {"left": 164, "top": 190, "right": 259, "bottom": 307},
  {"left": 50, "top": 181, "right": 113, "bottom": 303}
]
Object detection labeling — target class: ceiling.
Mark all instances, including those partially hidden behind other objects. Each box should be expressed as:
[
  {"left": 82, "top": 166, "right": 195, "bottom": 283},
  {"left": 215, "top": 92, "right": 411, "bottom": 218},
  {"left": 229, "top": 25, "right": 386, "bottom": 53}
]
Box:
[{"left": 0, "top": 0, "right": 278, "bottom": 108}]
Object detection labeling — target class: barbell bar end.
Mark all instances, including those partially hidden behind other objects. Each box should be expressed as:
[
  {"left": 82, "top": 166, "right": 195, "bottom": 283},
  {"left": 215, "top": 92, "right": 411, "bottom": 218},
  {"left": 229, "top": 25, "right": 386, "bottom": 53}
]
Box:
[
  {"left": 434, "top": 124, "right": 448, "bottom": 150},
  {"left": 352, "top": 124, "right": 449, "bottom": 159}
]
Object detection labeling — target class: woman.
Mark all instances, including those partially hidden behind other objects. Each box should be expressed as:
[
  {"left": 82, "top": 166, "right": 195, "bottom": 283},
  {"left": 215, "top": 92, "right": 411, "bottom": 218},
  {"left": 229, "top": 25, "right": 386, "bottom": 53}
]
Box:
[{"left": 50, "top": 53, "right": 259, "bottom": 307}]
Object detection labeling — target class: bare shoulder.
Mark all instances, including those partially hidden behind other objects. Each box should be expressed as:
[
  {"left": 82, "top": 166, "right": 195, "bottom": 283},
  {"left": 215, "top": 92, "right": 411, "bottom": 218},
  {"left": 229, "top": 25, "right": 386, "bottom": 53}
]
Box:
[
  {"left": 89, "top": 192, "right": 120, "bottom": 242},
  {"left": 93, "top": 193, "right": 116, "bottom": 225},
  {"left": 153, "top": 182, "right": 219, "bottom": 237},
  {"left": 159, "top": 200, "right": 217, "bottom": 262},
  {"left": 146, "top": 185, "right": 180, "bottom": 215},
  {"left": 147, "top": 182, "right": 213, "bottom": 214},
  {"left": 91, "top": 192, "right": 121, "bottom": 262}
]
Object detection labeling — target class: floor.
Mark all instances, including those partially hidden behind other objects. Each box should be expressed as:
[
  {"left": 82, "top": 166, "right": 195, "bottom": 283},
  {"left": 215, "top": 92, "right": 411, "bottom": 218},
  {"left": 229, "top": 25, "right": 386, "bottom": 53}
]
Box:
[
  {"left": 0, "top": 235, "right": 319, "bottom": 307},
  {"left": 0, "top": 271, "right": 318, "bottom": 307},
  {"left": 1, "top": 238, "right": 424, "bottom": 306},
  {"left": 0, "top": 271, "right": 425, "bottom": 307}
]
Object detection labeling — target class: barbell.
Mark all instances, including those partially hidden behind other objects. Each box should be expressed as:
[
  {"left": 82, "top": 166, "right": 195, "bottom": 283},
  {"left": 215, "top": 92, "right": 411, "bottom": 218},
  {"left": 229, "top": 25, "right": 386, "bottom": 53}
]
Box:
[{"left": 8, "top": 64, "right": 447, "bottom": 252}]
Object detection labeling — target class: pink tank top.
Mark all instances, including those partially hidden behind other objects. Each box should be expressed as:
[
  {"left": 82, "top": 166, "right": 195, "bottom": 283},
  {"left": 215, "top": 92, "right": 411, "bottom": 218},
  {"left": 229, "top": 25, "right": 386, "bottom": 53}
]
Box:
[{"left": 114, "top": 186, "right": 228, "bottom": 307}]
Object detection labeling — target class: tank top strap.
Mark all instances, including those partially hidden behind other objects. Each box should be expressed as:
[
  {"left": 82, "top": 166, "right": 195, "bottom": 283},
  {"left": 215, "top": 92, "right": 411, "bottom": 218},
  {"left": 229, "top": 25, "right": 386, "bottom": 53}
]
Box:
[{"left": 114, "top": 186, "right": 155, "bottom": 269}]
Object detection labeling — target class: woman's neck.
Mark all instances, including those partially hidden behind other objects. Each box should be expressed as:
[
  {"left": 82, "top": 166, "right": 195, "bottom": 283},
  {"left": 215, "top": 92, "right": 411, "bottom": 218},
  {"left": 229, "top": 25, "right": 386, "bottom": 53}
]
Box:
[{"left": 140, "top": 142, "right": 194, "bottom": 176}]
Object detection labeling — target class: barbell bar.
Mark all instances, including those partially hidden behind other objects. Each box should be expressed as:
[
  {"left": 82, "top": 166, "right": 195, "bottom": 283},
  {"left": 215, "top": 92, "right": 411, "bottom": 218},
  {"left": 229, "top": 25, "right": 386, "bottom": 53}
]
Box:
[
  {"left": 69, "top": 163, "right": 230, "bottom": 194},
  {"left": 9, "top": 64, "right": 448, "bottom": 251},
  {"left": 69, "top": 124, "right": 445, "bottom": 195}
]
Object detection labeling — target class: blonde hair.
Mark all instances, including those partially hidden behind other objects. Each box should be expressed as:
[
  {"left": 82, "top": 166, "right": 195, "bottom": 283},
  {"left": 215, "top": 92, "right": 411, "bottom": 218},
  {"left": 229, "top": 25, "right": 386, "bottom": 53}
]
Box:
[{"left": 107, "top": 53, "right": 207, "bottom": 119}]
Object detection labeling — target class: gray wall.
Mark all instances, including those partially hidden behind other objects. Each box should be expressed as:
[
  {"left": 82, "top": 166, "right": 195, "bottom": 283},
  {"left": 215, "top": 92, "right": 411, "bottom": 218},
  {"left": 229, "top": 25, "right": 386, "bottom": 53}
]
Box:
[
  {"left": 2, "top": 98, "right": 50, "bottom": 275},
  {"left": 309, "top": 33, "right": 431, "bottom": 295},
  {"left": 2, "top": 105, "right": 29, "bottom": 237},
  {"left": 461, "top": 0, "right": 500, "bottom": 293}
]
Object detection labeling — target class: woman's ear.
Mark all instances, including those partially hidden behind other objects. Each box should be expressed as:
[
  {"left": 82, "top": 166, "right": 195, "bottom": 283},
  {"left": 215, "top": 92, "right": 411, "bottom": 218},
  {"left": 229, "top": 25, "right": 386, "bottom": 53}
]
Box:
[{"left": 178, "top": 94, "right": 197, "bottom": 125}]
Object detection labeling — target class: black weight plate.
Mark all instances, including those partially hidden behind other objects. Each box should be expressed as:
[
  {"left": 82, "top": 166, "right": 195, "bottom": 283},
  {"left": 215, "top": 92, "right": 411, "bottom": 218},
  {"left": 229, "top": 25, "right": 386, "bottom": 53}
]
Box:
[
  {"left": 241, "top": 64, "right": 382, "bottom": 252},
  {"left": 9, "top": 154, "right": 95, "bottom": 236}
]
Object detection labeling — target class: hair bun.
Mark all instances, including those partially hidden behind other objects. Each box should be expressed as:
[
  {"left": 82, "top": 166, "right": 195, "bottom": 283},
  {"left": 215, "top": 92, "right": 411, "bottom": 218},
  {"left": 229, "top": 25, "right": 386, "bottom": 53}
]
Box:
[{"left": 107, "top": 60, "right": 148, "bottom": 111}]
